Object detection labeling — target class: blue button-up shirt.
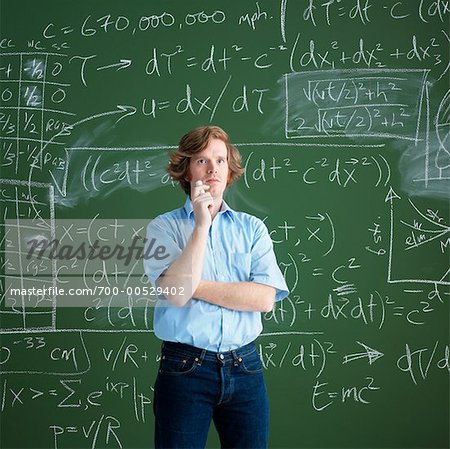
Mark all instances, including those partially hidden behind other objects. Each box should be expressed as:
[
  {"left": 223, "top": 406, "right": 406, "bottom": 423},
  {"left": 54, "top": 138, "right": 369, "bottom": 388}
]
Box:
[{"left": 144, "top": 197, "right": 289, "bottom": 352}]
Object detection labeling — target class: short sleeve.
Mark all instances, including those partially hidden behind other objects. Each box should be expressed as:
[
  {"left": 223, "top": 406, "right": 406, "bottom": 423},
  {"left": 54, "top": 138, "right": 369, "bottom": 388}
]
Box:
[
  {"left": 249, "top": 219, "right": 289, "bottom": 302},
  {"left": 143, "top": 217, "right": 182, "bottom": 287}
]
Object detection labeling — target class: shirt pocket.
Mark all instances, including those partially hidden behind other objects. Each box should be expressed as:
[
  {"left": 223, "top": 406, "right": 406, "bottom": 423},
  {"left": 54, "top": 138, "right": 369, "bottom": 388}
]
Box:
[{"left": 229, "top": 252, "right": 252, "bottom": 281}]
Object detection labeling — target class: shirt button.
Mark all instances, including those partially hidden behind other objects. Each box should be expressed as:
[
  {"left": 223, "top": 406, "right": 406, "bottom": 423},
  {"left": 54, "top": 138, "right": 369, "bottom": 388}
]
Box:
[{"left": 219, "top": 354, "right": 224, "bottom": 360}]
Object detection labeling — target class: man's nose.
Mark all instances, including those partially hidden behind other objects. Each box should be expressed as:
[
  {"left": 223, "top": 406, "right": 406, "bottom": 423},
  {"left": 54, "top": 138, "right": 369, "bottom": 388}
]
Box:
[{"left": 207, "top": 162, "right": 218, "bottom": 173}]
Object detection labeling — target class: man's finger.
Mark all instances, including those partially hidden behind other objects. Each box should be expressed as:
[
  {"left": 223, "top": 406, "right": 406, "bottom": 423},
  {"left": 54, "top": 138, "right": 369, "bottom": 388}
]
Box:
[{"left": 195, "top": 180, "right": 206, "bottom": 195}]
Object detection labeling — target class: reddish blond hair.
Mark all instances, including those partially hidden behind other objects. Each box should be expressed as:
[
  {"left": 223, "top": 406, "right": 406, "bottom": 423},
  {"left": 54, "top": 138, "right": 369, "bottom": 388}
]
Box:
[{"left": 168, "top": 126, "right": 244, "bottom": 195}]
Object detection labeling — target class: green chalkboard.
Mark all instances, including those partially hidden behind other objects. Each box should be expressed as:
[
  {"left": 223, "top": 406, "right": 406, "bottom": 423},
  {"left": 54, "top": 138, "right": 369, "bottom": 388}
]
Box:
[{"left": 0, "top": 1, "right": 449, "bottom": 448}]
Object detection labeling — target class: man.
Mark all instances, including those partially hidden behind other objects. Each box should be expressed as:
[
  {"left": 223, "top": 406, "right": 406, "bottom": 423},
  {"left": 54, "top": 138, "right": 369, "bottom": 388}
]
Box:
[{"left": 144, "top": 126, "right": 289, "bottom": 449}]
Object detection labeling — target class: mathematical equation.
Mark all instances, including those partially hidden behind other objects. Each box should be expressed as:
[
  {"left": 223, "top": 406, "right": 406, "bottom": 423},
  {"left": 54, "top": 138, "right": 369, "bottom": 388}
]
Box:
[{"left": 285, "top": 70, "right": 426, "bottom": 140}]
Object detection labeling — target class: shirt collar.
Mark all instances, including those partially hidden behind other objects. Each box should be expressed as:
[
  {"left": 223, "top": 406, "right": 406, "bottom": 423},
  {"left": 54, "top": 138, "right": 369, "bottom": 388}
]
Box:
[{"left": 183, "top": 196, "right": 235, "bottom": 221}]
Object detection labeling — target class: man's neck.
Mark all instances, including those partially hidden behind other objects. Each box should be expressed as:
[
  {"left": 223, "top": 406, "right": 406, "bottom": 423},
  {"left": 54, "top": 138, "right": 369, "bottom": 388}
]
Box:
[{"left": 210, "top": 197, "right": 223, "bottom": 220}]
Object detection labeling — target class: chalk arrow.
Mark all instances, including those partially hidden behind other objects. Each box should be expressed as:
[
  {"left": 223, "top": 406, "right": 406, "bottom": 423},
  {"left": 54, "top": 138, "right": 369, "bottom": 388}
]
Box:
[
  {"left": 305, "top": 213, "right": 325, "bottom": 221},
  {"left": 343, "top": 341, "right": 384, "bottom": 365},
  {"left": 97, "top": 59, "right": 132, "bottom": 71},
  {"left": 385, "top": 186, "right": 401, "bottom": 203},
  {"left": 115, "top": 104, "right": 137, "bottom": 124},
  {"left": 42, "top": 105, "right": 137, "bottom": 198}
]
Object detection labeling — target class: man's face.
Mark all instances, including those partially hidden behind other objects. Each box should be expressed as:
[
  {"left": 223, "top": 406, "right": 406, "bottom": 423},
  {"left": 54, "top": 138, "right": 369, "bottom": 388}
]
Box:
[{"left": 188, "top": 138, "right": 230, "bottom": 200}]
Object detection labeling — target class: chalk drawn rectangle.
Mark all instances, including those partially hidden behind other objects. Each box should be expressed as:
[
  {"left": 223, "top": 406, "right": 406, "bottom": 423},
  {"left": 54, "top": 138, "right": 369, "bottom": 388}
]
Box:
[
  {"left": 0, "top": 179, "right": 56, "bottom": 331},
  {"left": 285, "top": 69, "right": 429, "bottom": 141},
  {"left": 387, "top": 197, "right": 450, "bottom": 286},
  {"left": 0, "top": 330, "right": 89, "bottom": 375}
]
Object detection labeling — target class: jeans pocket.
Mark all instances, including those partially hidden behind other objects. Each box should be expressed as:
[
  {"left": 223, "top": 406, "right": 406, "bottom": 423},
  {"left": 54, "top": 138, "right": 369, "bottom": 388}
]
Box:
[
  {"left": 240, "top": 350, "right": 263, "bottom": 374},
  {"left": 159, "top": 354, "right": 198, "bottom": 376}
]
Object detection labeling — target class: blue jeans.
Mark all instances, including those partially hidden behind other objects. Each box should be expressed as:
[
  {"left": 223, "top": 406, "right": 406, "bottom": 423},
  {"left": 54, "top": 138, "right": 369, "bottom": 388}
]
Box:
[{"left": 153, "top": 340, "right": 269, "bottom": 449}]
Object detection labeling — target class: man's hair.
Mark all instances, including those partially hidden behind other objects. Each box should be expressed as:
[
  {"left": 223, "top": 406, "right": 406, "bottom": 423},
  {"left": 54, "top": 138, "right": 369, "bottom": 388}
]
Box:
[{"left": 168, "top": 126, "right": 244, "bottom": 195}]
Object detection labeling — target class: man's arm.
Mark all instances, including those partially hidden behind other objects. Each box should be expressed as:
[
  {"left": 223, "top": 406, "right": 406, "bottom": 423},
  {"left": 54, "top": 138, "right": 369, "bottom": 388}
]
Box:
[
  {"left": 158, "top": 182, "right": 213, "bottom": 307},
  {"left": 158, "top": 225, "right": 209, "bottom": 307},
  {"left": 157, "top": 222, "right": 276, "bottom": 312},
  {"left": 194, "top": 280, "right": 276, "bottom": 313}
]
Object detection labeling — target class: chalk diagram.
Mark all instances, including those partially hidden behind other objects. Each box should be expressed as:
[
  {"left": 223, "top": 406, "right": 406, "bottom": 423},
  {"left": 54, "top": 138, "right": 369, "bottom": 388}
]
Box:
[
  {"left": 385, "top": 87, "right": 449, "bottom": 286},
  {"left": 0, "top": 51, "right": 67, "bottom": 333},
  {"left": 0, "top": 179, "right": 57, "bottom": 331},
  {"left": 386, "top": 187, "right": 449, "bottom": 286}
]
